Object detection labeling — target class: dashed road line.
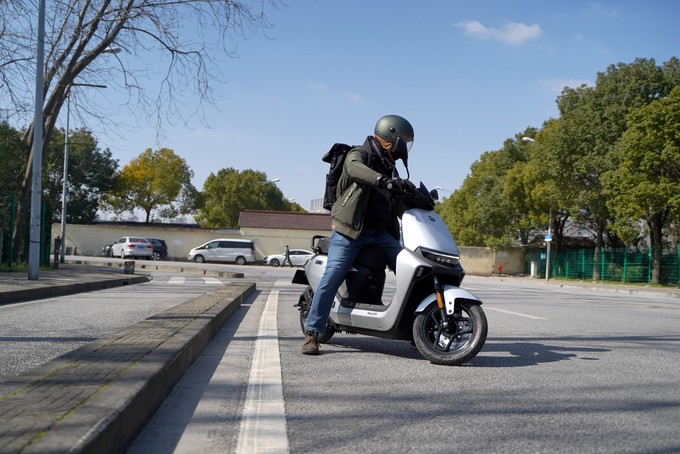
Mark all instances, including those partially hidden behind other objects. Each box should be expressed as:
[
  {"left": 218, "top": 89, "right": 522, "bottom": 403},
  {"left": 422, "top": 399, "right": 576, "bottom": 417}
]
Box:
[{"left": 485, "top": 307, "right": 548, "bottom": 320}]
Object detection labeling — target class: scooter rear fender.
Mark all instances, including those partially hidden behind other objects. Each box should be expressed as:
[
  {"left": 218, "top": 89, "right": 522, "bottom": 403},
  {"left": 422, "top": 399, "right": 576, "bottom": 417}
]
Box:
[{"left": 415, "top": 285, "right": 483, "bottom": 315}]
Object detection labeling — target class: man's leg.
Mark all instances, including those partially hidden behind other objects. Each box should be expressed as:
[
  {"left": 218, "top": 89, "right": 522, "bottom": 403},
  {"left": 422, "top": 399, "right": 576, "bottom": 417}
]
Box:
[
  {"left": 302, "top": 231, "right": 362, "bottom": 354},
  {"left": 372, "top": 231, "right": 402, "bottom": 272}
]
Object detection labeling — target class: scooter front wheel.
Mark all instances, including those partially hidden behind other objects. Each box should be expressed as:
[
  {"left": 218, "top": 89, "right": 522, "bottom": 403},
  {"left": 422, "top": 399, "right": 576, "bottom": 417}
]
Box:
[
  {"left": 413, "top": 300, "right": 487, "bottom": 366},
  {"left": 297, "top": 287, "right": 335, "bottom": 343}
]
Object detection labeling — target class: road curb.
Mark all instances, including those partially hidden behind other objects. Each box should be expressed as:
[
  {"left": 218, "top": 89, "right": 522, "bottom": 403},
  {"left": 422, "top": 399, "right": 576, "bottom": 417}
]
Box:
[
  {"left": 68, "top": 259, "right": 246, "bottom": 278},
  {"left": 0, "top": 274, "right": 150, "bottom": 306},
  {"left": 0, "top": 281, "right": 256, "bottom": 453}
]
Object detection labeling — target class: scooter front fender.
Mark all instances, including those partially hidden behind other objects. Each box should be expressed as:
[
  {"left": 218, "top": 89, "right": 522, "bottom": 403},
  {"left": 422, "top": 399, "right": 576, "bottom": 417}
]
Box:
[{"left": 415, "top": 285, "right": 483, "bottom": 315}]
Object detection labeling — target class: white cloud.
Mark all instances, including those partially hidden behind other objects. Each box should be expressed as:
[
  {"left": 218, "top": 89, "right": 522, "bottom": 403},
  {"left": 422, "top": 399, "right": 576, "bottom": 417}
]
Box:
[
  {"left": 455, "top": 20, "right": 542, "bottom": 45},
  {"left": 585, "top": 2, "right": 621, "bottom": 18},
  {"left": 343, "top": 92, "right": 362, "bottom": 102},
  {"left": 307, "top": 82, "right": 326, "bottom": 91}
]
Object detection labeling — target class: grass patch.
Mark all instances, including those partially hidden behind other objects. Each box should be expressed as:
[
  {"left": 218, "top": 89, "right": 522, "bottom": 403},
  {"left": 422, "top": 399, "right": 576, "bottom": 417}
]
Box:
[{"left": 0, "top": 262, "right": 28, "bottom": 272}]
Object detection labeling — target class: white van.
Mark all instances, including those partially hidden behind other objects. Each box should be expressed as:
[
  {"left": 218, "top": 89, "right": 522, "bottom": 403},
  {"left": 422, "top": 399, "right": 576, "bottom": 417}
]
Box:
[{"left": 187, "top": 238, "right": 255, "bottom": 265}]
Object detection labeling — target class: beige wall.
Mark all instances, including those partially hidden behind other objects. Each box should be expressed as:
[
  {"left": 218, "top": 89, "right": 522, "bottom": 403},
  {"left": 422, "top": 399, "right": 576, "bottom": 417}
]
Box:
[
  {"left": 51, "top": 223, "right": 332, "bottom": 261},
  {"left": 52, "top": 223, "right": 526, "bottom": 275},
  {"left": 458, "top": 246, "right": 525, "bottom": 276}
]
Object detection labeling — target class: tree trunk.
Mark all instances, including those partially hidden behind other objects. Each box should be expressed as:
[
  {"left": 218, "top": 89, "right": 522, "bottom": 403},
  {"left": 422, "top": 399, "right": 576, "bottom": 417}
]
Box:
[
  {"left": 648, "top": 212, "right": 665, "bottom": 285},
  {"left": 592, "top": 219, "right": 605, "bottom": 281}
]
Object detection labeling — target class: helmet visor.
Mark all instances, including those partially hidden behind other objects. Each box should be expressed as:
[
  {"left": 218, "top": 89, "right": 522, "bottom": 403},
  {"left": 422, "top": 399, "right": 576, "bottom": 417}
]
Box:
[{"left": 392, "top": 136, "right": 413, "bottom": 161}]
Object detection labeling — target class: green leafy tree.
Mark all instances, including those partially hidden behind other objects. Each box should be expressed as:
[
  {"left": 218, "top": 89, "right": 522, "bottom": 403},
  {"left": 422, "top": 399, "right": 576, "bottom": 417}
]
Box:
[
  {"left": 42, "top": 128, "right": 118, "bottom": 224},
  {"left": 0, "top": 122, "right": 27, "bottom": 195},
  {"left": 517, "top": 119, "right": 577, "bottom": 254},
  {"left": 439, "top": 130, "right": 536, "bottom": 247},
  {"left": 196, "top": 168, "right": 299, "bottom": 229},
  {"left": 541, "top": 58, "right": 680, "bottom": 279},
  {"left": 104, "top": 148, "right": 196, "bottom": 223},
  {"left": 0, "top": 123, "right": 28, "bottom": 261},
  {"left": 602, "top": 86, "right": 680, "bottom": 284}
]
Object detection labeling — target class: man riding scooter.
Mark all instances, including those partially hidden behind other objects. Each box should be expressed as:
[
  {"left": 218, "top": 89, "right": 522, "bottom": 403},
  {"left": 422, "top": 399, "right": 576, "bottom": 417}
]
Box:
[{"left": 302, "top": 114, "right": 415, "bottom": 355}]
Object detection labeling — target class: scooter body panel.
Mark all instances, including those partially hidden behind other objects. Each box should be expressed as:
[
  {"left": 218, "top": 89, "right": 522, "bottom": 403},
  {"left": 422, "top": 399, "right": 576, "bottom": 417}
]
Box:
[
  {"left": 328, "top": 248, "right": 424, "bottom": 331},
  {"left": 401, "top": 208, "right": 460, "bottom": 256}
]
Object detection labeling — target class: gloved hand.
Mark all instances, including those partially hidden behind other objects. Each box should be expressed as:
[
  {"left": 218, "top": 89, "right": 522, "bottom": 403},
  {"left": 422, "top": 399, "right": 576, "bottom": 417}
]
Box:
[{"left": 377, "top": 176, "right": 415, "bottom": 194}]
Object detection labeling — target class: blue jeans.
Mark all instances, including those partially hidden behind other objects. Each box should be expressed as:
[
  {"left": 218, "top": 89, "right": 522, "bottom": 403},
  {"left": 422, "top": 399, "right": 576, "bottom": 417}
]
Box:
[{"left": 304, "top": 229, "right": 402, "bottom": 334}]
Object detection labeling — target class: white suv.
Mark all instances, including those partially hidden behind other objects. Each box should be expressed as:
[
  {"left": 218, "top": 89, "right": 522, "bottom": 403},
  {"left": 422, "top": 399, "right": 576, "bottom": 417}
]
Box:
[{"left": 188, "top": 239, "right": 255, "bottom": 265}]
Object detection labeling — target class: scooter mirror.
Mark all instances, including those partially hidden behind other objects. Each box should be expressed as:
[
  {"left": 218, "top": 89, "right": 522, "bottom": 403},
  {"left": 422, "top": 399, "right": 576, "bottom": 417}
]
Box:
[{"left": 430, "top": 189, "right": 439, "bottom": 201}]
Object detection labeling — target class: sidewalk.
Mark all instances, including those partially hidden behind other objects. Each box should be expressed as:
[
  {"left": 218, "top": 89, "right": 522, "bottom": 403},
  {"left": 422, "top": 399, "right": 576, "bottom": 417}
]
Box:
[
  {"left": 0, "top": 263, "right": 150, "bottom": 305},
  {"left": 0, "top": 259, "right": 246, "bottom": 306},
  {"left": 487, "top": 274, "right": 680, "bottom": 299},
  {"left": 0, "top": 261, "right": 255, "bottom": 454}
]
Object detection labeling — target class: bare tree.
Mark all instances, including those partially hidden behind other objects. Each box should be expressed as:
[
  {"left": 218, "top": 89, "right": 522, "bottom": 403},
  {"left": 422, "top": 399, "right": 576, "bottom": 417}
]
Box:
[{"left": 0, "top": 0, "right": 281, "bottom": 258}]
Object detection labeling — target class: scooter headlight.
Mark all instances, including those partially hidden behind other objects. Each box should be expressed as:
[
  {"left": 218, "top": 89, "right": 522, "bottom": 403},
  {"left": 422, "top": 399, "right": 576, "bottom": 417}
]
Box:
[{"left": 420, "top": 247, "right": 460, "bottom": 267}]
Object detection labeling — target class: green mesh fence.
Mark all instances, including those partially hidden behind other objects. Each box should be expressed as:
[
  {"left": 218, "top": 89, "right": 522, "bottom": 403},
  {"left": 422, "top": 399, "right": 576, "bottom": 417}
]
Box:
[{"left": 526, "top": 247, "right": 680, "bottom": 285}]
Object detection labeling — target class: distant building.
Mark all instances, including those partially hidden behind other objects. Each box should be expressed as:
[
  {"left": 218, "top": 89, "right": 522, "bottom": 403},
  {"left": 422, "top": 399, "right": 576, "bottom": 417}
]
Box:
[
  {"left": 238, "top": 209, "right": 332, "bottom": 256},
  {"left": 310, "top": 198, "right": 328, "bottom": 213}
]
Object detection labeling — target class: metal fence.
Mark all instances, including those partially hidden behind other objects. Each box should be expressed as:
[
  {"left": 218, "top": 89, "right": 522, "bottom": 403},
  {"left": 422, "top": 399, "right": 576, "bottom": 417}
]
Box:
[{"left": 525, "top": 247, "right": 680, "bottom": 285}]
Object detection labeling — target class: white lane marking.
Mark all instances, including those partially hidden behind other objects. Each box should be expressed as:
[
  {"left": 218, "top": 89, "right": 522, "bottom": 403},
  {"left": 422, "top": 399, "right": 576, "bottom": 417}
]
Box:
[
  {"left": 201, "top": 276, "right": 223, "bottom": 285},
  {"left": 236, "top": 290, "right": 289, "bottom": 453},
  {"left": 168, "top": 276, "right": 185, "bottom": 284},
  {"left": 485, "top": 307, "right": 547, "bottom": 320}
]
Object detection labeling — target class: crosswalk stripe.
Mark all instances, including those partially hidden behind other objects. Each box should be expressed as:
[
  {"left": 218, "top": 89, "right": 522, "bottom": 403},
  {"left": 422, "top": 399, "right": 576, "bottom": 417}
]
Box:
[
  {"left": 202, "top": 277, "right": 223, "bottom": 285},
  {"left": 168, "top": 277, "right": 185, "bottom": 284}
]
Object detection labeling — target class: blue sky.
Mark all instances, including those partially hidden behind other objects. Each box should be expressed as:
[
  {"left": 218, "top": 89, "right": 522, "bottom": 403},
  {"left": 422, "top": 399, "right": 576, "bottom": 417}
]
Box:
[{"left": 99, "top": 0, "right": 680, "bottom": 211}]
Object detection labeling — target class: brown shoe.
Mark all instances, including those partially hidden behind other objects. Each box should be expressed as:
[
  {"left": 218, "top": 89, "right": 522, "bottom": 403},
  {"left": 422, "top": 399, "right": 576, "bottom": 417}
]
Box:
[{"left": 302, "top": 331, "right": 319, "bottom": 355}]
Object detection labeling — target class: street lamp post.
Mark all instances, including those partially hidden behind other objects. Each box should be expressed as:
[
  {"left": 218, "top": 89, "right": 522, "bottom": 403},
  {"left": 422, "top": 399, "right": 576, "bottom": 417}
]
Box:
[
  {"left": 545, "top": 207, "right": 552, "bottom": 281},
  {"left": 521, "top": 137, "right": 552, "bottom": 279},
  {"left": 435, "top": 186, "right": 452, "bottom": 200},
  {"left": 60, "top": 83, "right": 107, "bottom": 263},
  {"left": 59, "top": 47, "right": 119, "bottom": 263},
  {"left": 259, "top": 179, "right": 280, "bottom": 206},
  {"left": 59, "top": 90, "right": 71, "bottom": 263}
]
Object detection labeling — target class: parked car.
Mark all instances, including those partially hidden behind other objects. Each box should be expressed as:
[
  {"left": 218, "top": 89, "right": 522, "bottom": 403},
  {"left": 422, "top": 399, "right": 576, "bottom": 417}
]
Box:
[
  {"left": 146, "top": 238, "right": 168, "bottom": 261},
  {"left": 110, "top": 237, "right": 154, "bottom": 259},
  {"left": 102, "top": 243, "right": 113, "bottom": 257},
  {"left": 187, "top": 239, "right": 255, "bottom": 265},
  {"left": 263, "top": 249, "right": 313, "bottom": 267}
]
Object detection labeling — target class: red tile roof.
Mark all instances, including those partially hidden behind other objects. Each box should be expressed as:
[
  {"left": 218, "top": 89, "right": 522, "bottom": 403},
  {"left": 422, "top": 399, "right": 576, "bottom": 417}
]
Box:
[{"left": 238, "top": 210, "right": 332, "bottom": 231}]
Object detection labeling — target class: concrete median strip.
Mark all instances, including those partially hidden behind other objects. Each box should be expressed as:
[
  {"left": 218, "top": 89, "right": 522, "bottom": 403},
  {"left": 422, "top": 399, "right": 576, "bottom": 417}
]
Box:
[{"left": 0, "top": 281, "right": 256, "bottom": 454}]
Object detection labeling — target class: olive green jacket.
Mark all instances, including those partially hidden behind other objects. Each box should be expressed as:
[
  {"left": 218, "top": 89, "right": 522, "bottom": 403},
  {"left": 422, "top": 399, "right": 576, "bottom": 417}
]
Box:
[{"left": 330, "top": 137, "right": 400, "bottom": 240}]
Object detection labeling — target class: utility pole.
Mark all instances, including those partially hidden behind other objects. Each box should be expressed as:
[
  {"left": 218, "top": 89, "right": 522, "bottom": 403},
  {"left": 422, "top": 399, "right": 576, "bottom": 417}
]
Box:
[
  {"left": 28, "top": 0, "right": 46, "bottom": 280},
  {"left": 545, "top": 207, "right": 552, "bottom": 281}
]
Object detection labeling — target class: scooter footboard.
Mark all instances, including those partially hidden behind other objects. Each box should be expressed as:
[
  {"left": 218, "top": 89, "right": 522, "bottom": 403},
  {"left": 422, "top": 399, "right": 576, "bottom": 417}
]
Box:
[{"left": 415, "top": 286, "right": 482, "bottom": 315}]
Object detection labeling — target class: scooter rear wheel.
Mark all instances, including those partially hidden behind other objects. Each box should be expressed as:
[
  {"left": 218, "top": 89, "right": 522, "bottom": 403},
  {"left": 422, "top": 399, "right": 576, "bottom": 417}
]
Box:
[
  {"left": 413, "top": 300, "right": 487, "bottom": 366},
  {"left": 298, "top": 287, "right": 335, "bottom": 343}
]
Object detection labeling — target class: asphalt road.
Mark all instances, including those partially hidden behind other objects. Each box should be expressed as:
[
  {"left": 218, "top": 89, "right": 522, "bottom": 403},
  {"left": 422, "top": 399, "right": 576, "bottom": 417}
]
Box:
[
  {"left": 132, "top": 271, "right": 680, "bottom": 454},
  {"left": 2, "top": 262, "right": 679, "bottom": 453}
]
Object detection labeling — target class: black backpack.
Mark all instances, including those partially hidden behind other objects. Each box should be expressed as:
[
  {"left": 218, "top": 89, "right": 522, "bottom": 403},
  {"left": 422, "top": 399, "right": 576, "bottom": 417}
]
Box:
[{"left": 321, "top": 143, "right": 373, "bottom": 211}]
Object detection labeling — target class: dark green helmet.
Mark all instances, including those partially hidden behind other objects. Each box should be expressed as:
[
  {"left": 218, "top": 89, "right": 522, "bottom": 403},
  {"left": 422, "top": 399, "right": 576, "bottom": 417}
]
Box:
[
  {"left": 375, "top": 115, "right": 413, "bottom": 168},
  {"left": 374, "top": 115, "right": 414, "bottom": 162},
  {"left": 374, "top": 114, "right": 414, "bottom": 144}
]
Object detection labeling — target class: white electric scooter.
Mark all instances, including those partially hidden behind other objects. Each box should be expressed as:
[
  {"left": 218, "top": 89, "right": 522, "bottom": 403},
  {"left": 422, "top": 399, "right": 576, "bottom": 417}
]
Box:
[{"left": 293, "top": 182, "right": 487, "bottom": 365}]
